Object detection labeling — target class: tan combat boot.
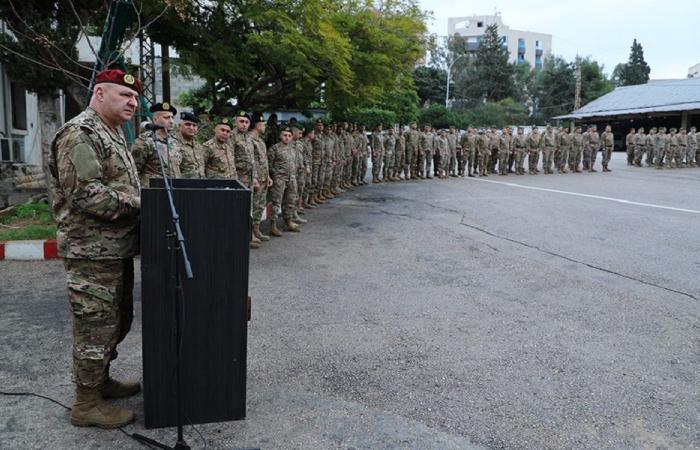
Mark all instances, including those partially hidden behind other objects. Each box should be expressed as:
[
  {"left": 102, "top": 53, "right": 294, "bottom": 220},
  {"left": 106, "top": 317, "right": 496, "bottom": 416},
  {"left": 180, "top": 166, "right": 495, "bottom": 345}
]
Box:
[
  {"left": 250, "top": 239, "right": 260, "bottom": 249},
  {"left": 253, "top": 224, "right": 270, "bottom": 242},
  {"left": 71, "top": 386, "right": 135, "bottom": 429},
  {"left": 293, "top": 212, "right": 308, "bottom": 224},
  {"left": 101, "top": 377, "right": 141, "bottom": 399},
  {"left": 269, "top": 220, "right": 283, "bottom": 237},
  {"left": 284, "top": 220, "right": 300, "bottom": 232},
  {"left": 306, "top": 195, "right": 317, "bottom": 208},
  {"left": 314, "top": 193, "right": 325, "bottom": 203}
]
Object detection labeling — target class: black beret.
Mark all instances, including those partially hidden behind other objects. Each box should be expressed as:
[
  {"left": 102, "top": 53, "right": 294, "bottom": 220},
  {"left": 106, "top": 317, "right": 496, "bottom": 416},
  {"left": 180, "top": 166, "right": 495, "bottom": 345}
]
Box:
[
  {"left": 179, "top": 111, "right": 199, "bottom": 123},
  {"left": 236, "top": 110, "right": 251, "bottom": 121},
  {"left": 150, "top": 101, "right": 177, "bottom": 115},
  {"left": 279, "top": 125, "right": 291, "bottom": 133},
  {"left": 216, "top": 117, "right": 233, "bottom": 127}
]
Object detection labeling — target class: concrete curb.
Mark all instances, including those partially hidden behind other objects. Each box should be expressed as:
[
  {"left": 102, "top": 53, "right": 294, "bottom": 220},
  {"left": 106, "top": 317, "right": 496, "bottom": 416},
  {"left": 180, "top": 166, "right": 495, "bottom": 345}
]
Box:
[{"left": 0, "top": 239, "right": 58, "bottom": 261}]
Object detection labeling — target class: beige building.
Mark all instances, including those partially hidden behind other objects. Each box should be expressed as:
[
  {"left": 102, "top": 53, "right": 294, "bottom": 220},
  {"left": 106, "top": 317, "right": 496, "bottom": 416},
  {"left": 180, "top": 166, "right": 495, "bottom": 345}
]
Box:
[
  {"left": 688, "top": 63, "right": 700, "bottom": 78},
  {"left": 448, "top": 13, "right": 552, "bottom": 69}
]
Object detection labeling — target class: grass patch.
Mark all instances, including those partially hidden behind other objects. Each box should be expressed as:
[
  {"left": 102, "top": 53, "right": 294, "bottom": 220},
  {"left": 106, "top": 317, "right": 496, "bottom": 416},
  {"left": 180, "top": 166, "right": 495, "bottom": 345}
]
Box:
[{"left": 0, "top": 203, "right": 56, "bottom": 241}]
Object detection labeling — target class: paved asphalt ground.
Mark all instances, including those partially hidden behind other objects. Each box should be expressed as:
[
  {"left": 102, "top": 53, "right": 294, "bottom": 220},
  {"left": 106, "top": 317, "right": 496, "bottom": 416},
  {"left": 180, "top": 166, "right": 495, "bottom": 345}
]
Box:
[{"left": 1, "top": 153, "right": 699, "bottom": 449}]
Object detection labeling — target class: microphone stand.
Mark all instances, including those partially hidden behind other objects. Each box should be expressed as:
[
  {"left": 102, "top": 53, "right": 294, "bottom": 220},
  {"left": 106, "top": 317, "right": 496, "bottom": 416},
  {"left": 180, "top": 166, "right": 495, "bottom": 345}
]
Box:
[{"left": 133, "top": 129, "right": 193, "bottom": 450}]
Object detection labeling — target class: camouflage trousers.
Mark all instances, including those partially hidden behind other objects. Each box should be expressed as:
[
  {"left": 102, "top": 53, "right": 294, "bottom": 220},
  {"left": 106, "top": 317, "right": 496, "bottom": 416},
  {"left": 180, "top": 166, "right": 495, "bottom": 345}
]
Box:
[
  {"left": 361, "top": 154, "right": 369, "bottom": 181},
  {"left": 252, "top": 178, "right": 269, "bottom": 226},
  {"left": 479, "top": 150, "right": 490, "bottom": 175},
  {"left": 352, "top": 154, "right": 362, "bottom": 183},
  {"left": 395, "top": 149, "right": 406, "bottom": 177},
  {"left": 588, "top": 147, "right": 598, "bottom": 169},
  {"left": 626, "top": 146, "right": 635, "bottom": 165},
  {"left": 556, "top": 148, "right": 569, "bottom": 171},
  {"left": 406, "top": 147, "right": 416, "bottom": 175},
  {"left": 678, "top": 146, "right": 688, "bottom": 165},
  {"left": 449, "top": 149, "right": 458, "bottom": 175},
  {"left": 602, "top": 146, "right": 613, "bottom": 167},
  {"left": 666, "top": 147, "right": 678, "bottom": 168},
  {"left": 542, "top": 147, "right": 555, "bottom": 173},
  {"left": 498, "top": 150, "right": 509, "bottom": 175},
  {"left": 322, "top": 159, "right": 333, "bottom": 190},
  {"left": 634, "top": 145, "right": 649, "bottom": 166},
  {"left": 297, "top": 169, "right": 306, "bottom": 203},
  {"left": 271, "top": 175, "right": 298, "bottom": 221},
  {"left": 461, "top": 149, "right": 475, "bottom": 175},
  {"left": 371, "top": 150, "right": 384, "bottom": 179},
  {"left": 344, "top": 158, "right": 354, "bottom": 183},
  {"left": 383, "top": 150, "right": 395, "bottom": 178},
  {"left": 311, "top": 158, "right": 323, "bottom": 195},
  {"left": 65, "top": 258, "right": 134, "bottom": 389},
  {"left": 332, "top": 161, "right": 342, "bottom": 189},
  {"left": 528, "top": 148, "right": 540, "bottom": 173},
  {"left": 569, "top": 147, "right": 582, "bottom": 170},
  {"left": 514, "top": 149, "right": 526, "bottom": 173},
  {"left": 688, "top": 144, "right": 697, "bottom": 165},
  {"left": 423, "top": 150, "right": 433, "bottom": 176}
]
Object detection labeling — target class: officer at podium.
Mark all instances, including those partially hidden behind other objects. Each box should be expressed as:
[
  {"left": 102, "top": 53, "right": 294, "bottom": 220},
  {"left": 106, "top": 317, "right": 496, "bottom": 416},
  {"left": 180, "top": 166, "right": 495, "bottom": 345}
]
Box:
[{"left": 48, "top": 69, "right": 142, "bottom": 428}]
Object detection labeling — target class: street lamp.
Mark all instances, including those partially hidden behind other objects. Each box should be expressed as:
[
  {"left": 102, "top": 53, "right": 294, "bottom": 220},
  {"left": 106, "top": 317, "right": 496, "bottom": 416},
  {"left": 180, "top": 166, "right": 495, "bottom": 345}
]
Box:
[{"left": 445, "top": 54, "right": 467, "bottom": 107}]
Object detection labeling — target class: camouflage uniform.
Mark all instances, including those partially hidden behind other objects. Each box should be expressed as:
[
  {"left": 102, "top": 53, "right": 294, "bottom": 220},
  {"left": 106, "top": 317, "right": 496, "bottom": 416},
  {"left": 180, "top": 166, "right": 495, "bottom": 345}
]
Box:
[
  {"left": 404, "top": 128, "right": 420, "bottom": 178},
  {"left": 625, "top": 131, "right": 636, "bottom": 165},
  {"left": 557, "top": 130, "right": 571, "bottom": 173},
  {"left": 371, "top": 130, "right": 385, "bottom": 181},
  {"left": 654, "top": 129, "right": 667, "bottom": 168},
  {"left": 570, "top": 130, "right": 583, "bottom": 171},
  {"left": 174, "top": 132, "right": 205, "bottom": 178},
  {"left": 268, "top": 141, "right": 298, "bottom": 221},
  {"left": 460, "top": 130, "right": 477, "bottom": 176},
  {"left": 251, "top": 133, "right": 270, "bottom": 226},
  {"left": 688, "top": 128, "right": 698, "bottom": 167},
  {"left": 584, "top": 129, "right": 600, "bottom": 171},
  {"left": 48, "top": 107, "right": 140, "bottom": 389},
  {"left": 527, "top": 129, "right": 541, "bottom": 174},
  {"left": 601, "top": 129, "right": 614, "bottom": 171},
  {"left": 294, "top": 137, "right": 307, "bottom": 204},
  {"left": 447, "top": 130, "right": 458, "bottom": 176},
  {"left": 131, "top": 130, "right": 182, "bottom": 186},
  {"left": 498, "top": 130, "right": 511, "bottom": 175},
  {"left": 633, "top": 130, "right": 647, "bottom": 167},
  {"left": 343, "top": 128, "right": 354, "bottom": 185},
  {"left": 667, "top": 130, "right": 679, "bottom": 168},
  {"left": 488, "top": 131, "right": 500, "bottom": 174},
  {"left": 419, "top": 130, "right": 434, "bottom": 177},
  {"left": 542, "top": 129, "right": 556, "bottom": 174},
  {"left": 477, "top": 132, "right": 490, "bottom": 176},
  {"left": 513, "top": 130, "right": 527, "bottom": 175},
  {"left": 383, "top": 132, "right": 396, "bottom": 180},
  {"left": 395, "top": 133, "right": 406, "bottom": 179},
  {"left": 332, "top": 130, "right": 344, "bottom": 191},
  {"left": 202, "top": 137, "right": 238, "bottom": 179},
  {"left": 311, "top": 131, "right": 325, "bottom": 196},
  {"left": 232, "top": 129, "right": 258, "bottom": 188}
]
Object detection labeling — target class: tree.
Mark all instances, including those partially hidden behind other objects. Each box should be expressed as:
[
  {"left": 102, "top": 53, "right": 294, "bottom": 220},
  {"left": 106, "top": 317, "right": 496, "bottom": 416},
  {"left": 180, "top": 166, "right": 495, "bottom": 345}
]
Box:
[
  {"left": 512, "top": 61, "right": 536, "bottom": 107},
  {"left": 615, "top": 39, "right": 651, "bottom": 86},
  {"left": 417, "top": 104, "right": 458, "bottom": 129},
  {"left": 579, "top": 57, "right": 613, "bottom": 104},
  {"left": 412, "top": 66, "right": 446, "bottom": 106},
  {"left": 454, "top": 24, "right": 513, "bottom": 104},
  {"left": 534, "top": 56, "right": 575, "bottom": 121}
]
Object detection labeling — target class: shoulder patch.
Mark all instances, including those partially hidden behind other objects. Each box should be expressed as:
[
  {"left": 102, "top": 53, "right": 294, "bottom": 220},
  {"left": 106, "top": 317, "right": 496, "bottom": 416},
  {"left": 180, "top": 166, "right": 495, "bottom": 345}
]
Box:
[{"left": 69, "top": 143, "right": 102, "bottom": 181}]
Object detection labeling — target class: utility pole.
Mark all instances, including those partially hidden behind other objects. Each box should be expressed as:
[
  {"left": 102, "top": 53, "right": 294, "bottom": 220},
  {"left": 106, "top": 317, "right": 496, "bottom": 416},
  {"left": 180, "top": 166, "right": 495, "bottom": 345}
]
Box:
[
  {"left": 445, "top": 54, "right": 466, "bottom": 107},
  {"left": 574, "top": 55, "right": 582, "bottom": 111}
]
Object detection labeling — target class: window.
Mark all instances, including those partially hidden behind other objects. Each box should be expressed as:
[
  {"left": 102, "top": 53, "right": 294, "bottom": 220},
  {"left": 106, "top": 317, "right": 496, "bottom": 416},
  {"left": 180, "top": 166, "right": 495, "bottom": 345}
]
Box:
[
  {"left": 10, "top": 82, "right": 27, "bottom": 131},
  {"left": 535, "top": 55, "right": 543, "bottom": 69},
  {"left": 477, "top": 21, "right": 483, "bottom": 27},
  {"left": 535, "top": 40, "right": 543, "bottom": 50},
  {"left": 517, "top": 53, "right": 525, "bottom": 63},
  {"left": 518, "top": 38, "right": 525, "bottom": 50}
]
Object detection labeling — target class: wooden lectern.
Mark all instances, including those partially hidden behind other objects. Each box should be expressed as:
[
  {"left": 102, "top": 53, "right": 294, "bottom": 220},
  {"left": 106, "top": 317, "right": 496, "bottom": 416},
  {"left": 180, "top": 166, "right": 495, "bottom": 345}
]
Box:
[{"left": 140, "top": 178, "right": 250, "bottom": 429}]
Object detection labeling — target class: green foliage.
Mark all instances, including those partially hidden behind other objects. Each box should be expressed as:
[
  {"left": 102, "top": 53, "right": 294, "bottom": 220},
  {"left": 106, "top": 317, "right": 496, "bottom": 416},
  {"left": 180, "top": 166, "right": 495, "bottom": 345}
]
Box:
[
  {"left": 379, "top": 86, "right": 420, "bottom": 125},
  {"left": 533, "top": 56, "right": 575, "bottom": 120},
  {"left": 342, "top": 107, "right": 396, "bottom": 129},
  {"left": 0, "top": 0, "right": 106, "bottom": 97},
  {"left": 580, "top": 58, "right": 614, "bottom": 103},
  {"left": 0, "top": 224, "right": 56, "bottom": 241},
  {"left": 616, "top": 39, "right": 650, "bottom": 86},
  {"left": 413, "top": 66, "right": 447, "bottom": 107},
  {"left": 0, "top": 203, "right": 55, "bottom": 241},
  {"left": 418, "top": 104, "right": 458, "bottom": 129},
  {"left": 424, "top": 98, "right": 528, "bottom": 129}
]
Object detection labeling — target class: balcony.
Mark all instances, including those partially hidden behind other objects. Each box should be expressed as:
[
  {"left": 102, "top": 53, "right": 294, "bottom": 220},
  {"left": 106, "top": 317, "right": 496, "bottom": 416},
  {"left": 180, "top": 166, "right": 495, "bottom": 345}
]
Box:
[{"left": 535, "top": 48, "right": 543, "bottom": 57}]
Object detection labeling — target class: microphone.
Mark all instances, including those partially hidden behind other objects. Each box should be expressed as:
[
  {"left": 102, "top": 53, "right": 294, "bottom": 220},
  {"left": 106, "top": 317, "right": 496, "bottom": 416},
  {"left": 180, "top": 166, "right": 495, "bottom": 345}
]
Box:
[{"left": 141, "top": 121, "right": 166, "bottom": 131}]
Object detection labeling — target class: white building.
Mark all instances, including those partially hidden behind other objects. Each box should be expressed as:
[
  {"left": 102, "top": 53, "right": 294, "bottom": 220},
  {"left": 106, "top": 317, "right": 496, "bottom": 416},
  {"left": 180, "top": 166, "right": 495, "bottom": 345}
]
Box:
[
  {"left": 447, "top": 13, "right": 552, "bottom": 69},
  {"left": 688, "top": 63, "right": 700, "bottom": 79}
]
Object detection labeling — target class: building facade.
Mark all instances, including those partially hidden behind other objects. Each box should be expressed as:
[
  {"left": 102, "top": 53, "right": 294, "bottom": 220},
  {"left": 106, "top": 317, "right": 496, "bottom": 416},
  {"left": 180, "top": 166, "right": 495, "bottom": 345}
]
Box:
[
  {"left": 447, "top": 14, "right": 552, "bottom": 69},
  {"left": 688, "top": 63, "right": 700, "bottom": 79}
]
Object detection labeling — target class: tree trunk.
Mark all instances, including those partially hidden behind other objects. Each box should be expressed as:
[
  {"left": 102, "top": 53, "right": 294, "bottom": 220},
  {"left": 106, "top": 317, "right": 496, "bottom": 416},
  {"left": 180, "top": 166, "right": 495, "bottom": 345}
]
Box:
[{"left": 37, "top": 92, "right": 62, "bottom": 188}]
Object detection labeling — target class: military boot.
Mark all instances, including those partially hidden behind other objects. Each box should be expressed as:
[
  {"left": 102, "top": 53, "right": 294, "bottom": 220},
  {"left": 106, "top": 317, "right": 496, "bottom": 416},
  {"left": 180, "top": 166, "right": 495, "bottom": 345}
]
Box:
[
  {"left": 269, "top": 220, "right": 283, "bottom": 237},
  {"left": 70, "top": 386, "right": 135, "bottom": 429},
  {"left": 101, "top": 377, "right": 141, "bottom": 399},
  {"left": 284, "top": 220, "right": 301, "bottom": 232},
  {"left": 293, "top": 212, "right": 308, "bottom": 224},
  {"left": 324, "top": 188, "right": 334, "bottom": 199},
  {"left": 307, "top": 195, "right": 318, "bottom": 207},
  {"left": 253, "top": 224, "right": 270, "bottom": 242}
]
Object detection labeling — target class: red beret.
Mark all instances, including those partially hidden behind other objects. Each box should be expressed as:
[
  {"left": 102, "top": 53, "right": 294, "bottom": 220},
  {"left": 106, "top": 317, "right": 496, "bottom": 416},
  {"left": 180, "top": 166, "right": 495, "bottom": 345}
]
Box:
[{"left": 94, "top": 69, "right": 142, "bottom": 95}]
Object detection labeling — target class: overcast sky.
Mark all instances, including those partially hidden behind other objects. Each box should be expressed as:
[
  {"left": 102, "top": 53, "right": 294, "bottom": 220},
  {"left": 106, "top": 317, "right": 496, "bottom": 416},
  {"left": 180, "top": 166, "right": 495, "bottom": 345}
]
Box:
[{"left": 420, "top": 0, "right": 698, "bottom": 79}]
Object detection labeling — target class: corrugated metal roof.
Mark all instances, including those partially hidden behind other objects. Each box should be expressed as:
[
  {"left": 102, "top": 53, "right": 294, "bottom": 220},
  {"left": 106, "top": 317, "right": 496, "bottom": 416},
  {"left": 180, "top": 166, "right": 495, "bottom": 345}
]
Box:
[{"left": 553, "top": 78, "right": 700, "bottom": 119}]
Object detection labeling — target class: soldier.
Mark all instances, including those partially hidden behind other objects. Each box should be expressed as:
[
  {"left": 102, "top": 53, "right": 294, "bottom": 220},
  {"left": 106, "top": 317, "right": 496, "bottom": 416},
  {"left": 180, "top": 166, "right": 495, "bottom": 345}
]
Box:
[
  {"left": 268, "top": 126, "right": 300, "bottom": 235},
  {"left": 645, "top": 127, "right": 657, "bottom": 167},
  {"left": 434, "top": 129, "right": 449, "bottom": 178},
  {"left": 527, "top": 126, "right": 541, "bottom": 175},
  {"left": 655, "top": 127, "right": 667, "bottom": 169},
  {"left": 250, "top": 116, "right": 273, "bottom": 242},
  {"left": 633, "top": 127, "right": 646, "bottom": 167},
  {"left": 132, "top": 102, "right": 181, "bottom": 186},
  {"left": 175, "top": 111, "right": 205, "bottom": 178},
  {"left": 569, "top": 126, "right": 584, "bottom": 172},
  {"left": 678, "top": 128, "right": 688, "bottom": 168},
  {"left": 513, "top": 127, "right": 527, "bottom": 175},
  {"left": 231, "top": 111, "right": 263, "bottom": 248},
  {"left": 265, "top": 113, "right": 280, "bottom": 149},
  {"left": 342, "top": 122, "right": 355, "bottom": 188},
  {"left": 351, "top": 124, "right": 364, "bottom": 185},
  {"left": 667, "top": 128, "right": 679, "bottom": 169},
  {"left": 689, "top": 126, "right": 698, "bottom": 167},
  {"left": 600, "top": 125, "right": 614, "bottom": 172},
  {"left": 371, "top": 124, "right": 385, "bottom": 183},
  {"left": 585, "top": 126, "right": 600, "bottom": 172},
  {"left": 557, "top": 127, "right": 571, "bottom": 173},
  {"left": 420, "top": 125, "right": 435, "bottom": 178},
  {"left": 49, "top": 69, "right": 141, "bottom": 428},
  {"left": 447, "top": 126, "right": 459, "bottom": 177},
  {"left": 395, "top": 127, "right": 406, "bottom": 180},
  {"left": 488, "top": 126, "right": 499, "bottom": 174},
  {"left": 476, "top": 129, "right": 490, "bottom": 177},
  {"left": 625, "top": 128, "right": 636, "bottom": 166},
  {"left": 310, "top": 119, "right": 326, "bottom": 203},
  {"left": 322, "top": 124, "right": 336, "bottom": 197},
  {"left": 383, "top": 127, "right": 397, "bottom": 181},
  {"left": 332, "top": 124, "right": 345, "bottom": 194},
  {"left": 303, "top": 128, "right": 316, "bottom": 204},
  {"left": 404, "top": 122, "right": 420, "bottom": 179},
  {"left": 202, "top": 118, "right": 237, "bottom": 179},
  {"left": 498, "top": 127, "right": 511, "bottom": 176},
  {"left": 542, "top": 125, "right": 556, "bottom": 174},
  {"left": 291, "top": 127, "right": 308, "bottom": 225}
]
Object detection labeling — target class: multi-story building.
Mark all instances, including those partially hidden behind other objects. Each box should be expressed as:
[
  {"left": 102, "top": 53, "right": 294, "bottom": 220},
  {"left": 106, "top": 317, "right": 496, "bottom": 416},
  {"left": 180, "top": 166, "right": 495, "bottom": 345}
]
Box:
[
  {"left": 447, "top": 13, "right": 552, "bottom": 69},
  {"left": 688, "top": 63, "right": 700, "bottom": 79}
]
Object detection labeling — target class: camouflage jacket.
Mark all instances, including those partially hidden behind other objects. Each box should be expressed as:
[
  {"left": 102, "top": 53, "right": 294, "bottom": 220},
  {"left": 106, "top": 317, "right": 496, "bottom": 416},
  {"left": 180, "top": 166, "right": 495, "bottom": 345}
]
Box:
[
  {"left": 586, "top": 132, "right": 600, "bottom": 150},
  {"left": 572, "top": 133, "right": 584, "bottom": 150},
  {"left": 626, "top": 133, "right": 636, "bottom": 150},
  {"left": 527, "top": 131, "right": 541, "bottom": 150},
  {"left": 558, "top": 133, "right": 572, "bottom": 151},
  {"left": 461, "top": 133, "right": 477, "bottom": 152},
  {"left": 384, "top": 135, "right": 397, "bottom": 154},
  {"left": 447, "top": 133, "right": 458, "bottom": 152},
  {"left": 543, "top": 132, "right": 557, "bottom": 149},
  {"left": 203, "top": 137, "right": 237, "bottom": 179},
  {"left": 404, "top": 129, "right": 420, "bottom": 151},
  {"left": 268, "top": 141, "right": 298, "bottom": 179},
  {"left": 232, "top": 129, "right": 258, "bottom": 181},
  {"left": 420, "top": 132, "right": 434, "bottom": 153},
  {"left": 174, "top": 132, "right": 206, "bottom": 178},
  {"left": 513, "top": 134, "right": 528, "bottom": 150},
  {"left": 312, "top": 134, "right": 325, "bottom": 162},
  {"left": 436, "top": 136, "right": 449, "bottom": 157},
  {"left": 601, "top": 131, "right": 614, "bottom": 148},
  {"left": 251, "top": 134, "right": 269, "bottom": 182},
  {"left": 131, "top": 130, "right": 182, "bottom": 186},
  {"left": 294, "top": 139, "right": 305, "bottom": 176},
  {"left": 48, "top": 107, "right": 140, "bottom": 259},
  {"left": 343, "top": 131, "right": 354, "bottom": 159}
]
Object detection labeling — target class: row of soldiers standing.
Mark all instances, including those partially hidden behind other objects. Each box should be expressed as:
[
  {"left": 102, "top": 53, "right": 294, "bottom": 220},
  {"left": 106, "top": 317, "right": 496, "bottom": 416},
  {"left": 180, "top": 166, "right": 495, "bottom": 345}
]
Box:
[
  {"left": 368, "top": 123, "right": 616, "bottom": 180},
  {"left": 625, "top": 126, "right": 699, "bottom": 169}
]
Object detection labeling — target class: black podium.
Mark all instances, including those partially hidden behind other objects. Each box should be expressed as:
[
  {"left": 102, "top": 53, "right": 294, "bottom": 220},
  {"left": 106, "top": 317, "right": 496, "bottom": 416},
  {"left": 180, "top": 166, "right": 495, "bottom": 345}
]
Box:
[{"left": 141, "top": 178, "right": 251, "bottom": 429}]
